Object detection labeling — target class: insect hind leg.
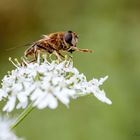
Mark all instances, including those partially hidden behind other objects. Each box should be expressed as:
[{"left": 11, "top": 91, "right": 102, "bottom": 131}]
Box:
[{"left": 24, "top": 45, "right": 38, "bottom": 63}]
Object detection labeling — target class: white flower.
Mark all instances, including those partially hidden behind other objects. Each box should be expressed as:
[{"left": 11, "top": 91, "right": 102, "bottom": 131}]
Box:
[
  {"left": 0, "top": 116, "right": 24, "bottom": 140},
  {"left": 0, "top": 57, "right": 112, "bottom": 112}
]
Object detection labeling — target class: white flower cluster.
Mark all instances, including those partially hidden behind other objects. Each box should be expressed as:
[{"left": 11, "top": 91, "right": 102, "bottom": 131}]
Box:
[
  {"left": 0, "top": 58, "right": 112, "bottom": 112},
  {"left": 0, "top": 116, "right": 24, "bottom": 140}
]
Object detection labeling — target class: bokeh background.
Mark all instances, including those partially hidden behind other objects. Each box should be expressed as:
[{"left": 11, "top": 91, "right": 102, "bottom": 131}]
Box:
[{"left": 0, "top": 0, "right": 140, "bottom": 140}]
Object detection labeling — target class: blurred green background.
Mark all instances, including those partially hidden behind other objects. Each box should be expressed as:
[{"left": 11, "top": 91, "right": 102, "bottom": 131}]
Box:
[{"left": 0, "top": 0, "right": 140, "bottom": 140}]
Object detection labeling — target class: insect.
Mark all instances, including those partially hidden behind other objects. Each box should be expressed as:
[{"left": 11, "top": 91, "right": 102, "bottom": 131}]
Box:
[{"left": 24, "top": 31, "right": 93, "bottom": 61}]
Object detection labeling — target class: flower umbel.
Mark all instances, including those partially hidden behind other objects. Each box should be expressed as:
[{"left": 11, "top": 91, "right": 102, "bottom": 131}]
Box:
[
  {"left": 0, "top": 116, "right": 24, "bottom": 140},
  {"left": 0, "top": 57, "right": 112, "bottom": 112}
]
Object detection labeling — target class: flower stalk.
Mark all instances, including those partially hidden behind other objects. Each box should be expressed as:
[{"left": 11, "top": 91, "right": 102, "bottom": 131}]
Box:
[{"left": 10, "top": 102, "right": 34, "bottom": 130}]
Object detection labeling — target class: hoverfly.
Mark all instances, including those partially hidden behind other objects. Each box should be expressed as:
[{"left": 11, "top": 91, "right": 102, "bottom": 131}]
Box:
[{"left": 24, "top": 31, "right": 93, "bottom": 61}]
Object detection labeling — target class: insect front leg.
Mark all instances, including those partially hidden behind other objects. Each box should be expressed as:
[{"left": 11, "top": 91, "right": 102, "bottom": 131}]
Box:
[
  {"left": 69, "top": 47, "right": 94, "bottom": 53},
  {"left": 77, "top": 48, "right": 93, "bottom": 53}
]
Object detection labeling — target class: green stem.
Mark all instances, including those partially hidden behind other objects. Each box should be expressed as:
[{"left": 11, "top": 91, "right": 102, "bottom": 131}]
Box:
[{"left": 10, "top": 102, "right": 34, "bottom": 130}]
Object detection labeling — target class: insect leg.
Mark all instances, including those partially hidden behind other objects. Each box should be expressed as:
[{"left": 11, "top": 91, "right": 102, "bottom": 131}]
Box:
[
  {"left": 53, "top": 50, "right": 62, "bottom": 61},
  {"left": 57, "top": 51, "right": 64, "bottom": 58},
  {"left": 70, "top": 47, "right": 94, "bottom": 53},
  {"left": 28, "top": 45, "right": 38, "bottom": 63},
  {"left": 34, "top": 46, "right": 38, "bottom": 60},
  {"left": 24, "top": 45, "right": 38, "bottom": 63}
]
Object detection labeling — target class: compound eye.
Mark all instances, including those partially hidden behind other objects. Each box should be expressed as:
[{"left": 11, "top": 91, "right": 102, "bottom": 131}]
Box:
[{"left": 64, "top": 32, "right": 72, "bottom": 45}]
